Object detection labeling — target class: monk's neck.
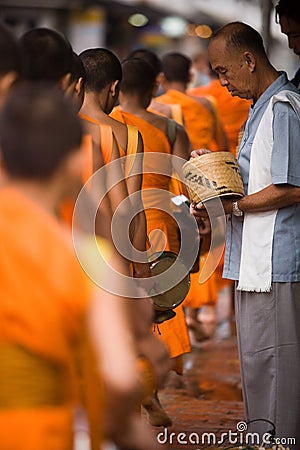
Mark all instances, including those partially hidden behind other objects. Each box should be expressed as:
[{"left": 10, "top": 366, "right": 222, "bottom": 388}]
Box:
[
  {"left": 119, "top": 94, "right": 149, "bottom": 116},
  {"left": 9, "top": 178, "right": 64, "bottom": 216},
  {"left": 80, "top": 91, "right": 109, "bottom": 120},
  {"left": 164, "top": 81, "right": 187, "bottom": 94}
]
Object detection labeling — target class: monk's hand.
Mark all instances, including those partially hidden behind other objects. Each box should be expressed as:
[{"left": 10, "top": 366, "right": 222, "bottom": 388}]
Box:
[
  {"left": 191, "top": 198, "right": 233, "bottom": 218},
  {"left": 191, "top": 148, "right": 212, "bottom": 158},
  {"left": 197, "top": 217, "right": 211, "bottom": 236},
  {"left": 133, "top": 262, "right": 151, "bottom": 279},
  {"left": 190, "top": 201, "right": 209, "bottom": 218}
]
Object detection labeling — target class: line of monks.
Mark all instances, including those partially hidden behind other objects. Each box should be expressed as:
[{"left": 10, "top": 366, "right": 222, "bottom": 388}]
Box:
[{"left": 0, "top": 23, "right": 250, "bottom": 450}]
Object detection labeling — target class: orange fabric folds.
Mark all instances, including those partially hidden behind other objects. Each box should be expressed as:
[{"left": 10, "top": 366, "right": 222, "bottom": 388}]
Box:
[
  {"left": 189, "top": 80, "right": 251, "bottom": 155},
  {"left": 0, "top": 187, "right": 90, "bottom": 450},
  {"left": 156, "top": 89, "right": 214, "bottom": 150},
  {"left": 111, "top": 109, "right": 191, "bottom": 358}
]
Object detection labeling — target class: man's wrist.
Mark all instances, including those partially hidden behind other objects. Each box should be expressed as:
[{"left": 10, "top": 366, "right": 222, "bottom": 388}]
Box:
[{"left": 232, "top": 200, "right": 244, "bottom": 217}]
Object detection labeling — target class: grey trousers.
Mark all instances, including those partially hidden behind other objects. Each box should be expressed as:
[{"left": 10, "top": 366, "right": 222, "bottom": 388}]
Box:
[{"left": 235, "top": 282, "right": 300, "bottom": 449}]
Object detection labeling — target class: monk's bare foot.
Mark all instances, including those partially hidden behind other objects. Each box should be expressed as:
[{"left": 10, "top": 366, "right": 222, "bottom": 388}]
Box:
[
  {"left": 142, "top": 393, "right": 172, "bottom": 427},
  {"left": 186, "top": 316, "right": 210, "bottom": 342}
]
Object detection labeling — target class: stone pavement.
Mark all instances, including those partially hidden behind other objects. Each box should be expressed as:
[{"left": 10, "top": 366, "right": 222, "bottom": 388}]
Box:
[
  {"left": 144, "top": 287, "right": 247, "bottom": 450},
  {"left": 146, "top": 333, "right": 245, "bottom": 450}
]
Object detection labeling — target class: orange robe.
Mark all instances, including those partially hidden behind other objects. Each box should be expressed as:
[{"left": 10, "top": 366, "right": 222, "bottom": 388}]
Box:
[
  {"left": 155, "top": 89, "right": 214, "bottom": 151},
  {"left": 188, "top": 80, "right": 251, "bottom": 155},
  {"left": 0, "top": 187, "right": 96, "bottom": 450},
  {"left": 111, "top": 109, "right": 191, "bottom": 360},
  {"left": 183, "top": 253, "right": 218, "bottom": 309},
  {"left": 155, "top": 91, "right": 223, "bottom": 310}
]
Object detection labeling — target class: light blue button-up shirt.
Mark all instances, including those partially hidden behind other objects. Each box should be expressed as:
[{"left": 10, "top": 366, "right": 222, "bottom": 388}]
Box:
[{"left": 223, "top": 73, "right": 300, "bottom": 282}]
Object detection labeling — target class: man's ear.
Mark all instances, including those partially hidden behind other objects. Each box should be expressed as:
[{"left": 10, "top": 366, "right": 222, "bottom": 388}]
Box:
[
  {"left": 0, "top": 71, "right": 18, "bottom": 97},
  {"left": 110, "top": 79, "right": 120, "bottom": 98},
  {"left": 75, "top": 77, "right": 83, "bottom": 95},
  {"left": 59, "top": 72, "right": 72, "bottom": 92},
  {"left": 243, "top": 51, "right": 256, "bottom": 72}
]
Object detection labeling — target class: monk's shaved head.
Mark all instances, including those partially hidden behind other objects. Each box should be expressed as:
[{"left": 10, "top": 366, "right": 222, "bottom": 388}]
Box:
[
  {"left": 19, "top": 28, "right": 73, "bottom": 84},
  {"left": 126, "top": 48, "right": 162, "bottom": 76},
  {"left": 161, "top": 53, "right": 191, "bottom": 84},
  {"left": 120, "top": 58, "right": 156, "bottom": 96},
  {"left": 70, "top": 51, "right": 86, "bottom": 85},
  {"left": 0, "top": 83, "right": 82, "bottom": 179},
  {"left": 80, "top": 48, "right": 122, "bottom": 93}
]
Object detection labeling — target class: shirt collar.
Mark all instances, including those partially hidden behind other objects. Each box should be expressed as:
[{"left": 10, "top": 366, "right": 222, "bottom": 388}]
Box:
[{"left": 251, "top": 72, "right": 290, "bottom": 110}]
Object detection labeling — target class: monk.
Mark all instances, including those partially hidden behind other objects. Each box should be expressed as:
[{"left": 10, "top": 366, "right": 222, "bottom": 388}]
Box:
[
  {"left": 188, "top": 66, "right": 251, "bottom": 155},
  {"left": 155, "top": 52, "right": 228, "bottom": 151},
  {"left": 125, "top": 48, "right": 175, "bottom": 119},
  {"left": 0, "top": 84, "right": 163, "bottom": 450},
  {"left": 19, "top": 27, "right": 73, "bottom": 89},
  {"left": 111, "top": 57, "right": 194, "bottom": 426},
  {"left": 18, "top": 29, "right": 129, "bottom": 253},
  {"left": 79, "top": 48, "right": 149, "bottom": 278}
]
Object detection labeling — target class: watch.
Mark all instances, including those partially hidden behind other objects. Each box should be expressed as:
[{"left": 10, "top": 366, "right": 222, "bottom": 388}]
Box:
[{"left": 232, "top": 200, "right": 244, "bottom": 217}]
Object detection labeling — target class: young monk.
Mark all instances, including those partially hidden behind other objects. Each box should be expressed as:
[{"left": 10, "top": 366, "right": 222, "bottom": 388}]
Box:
[
  {"left": 155, "top": 52, "right": 228, "bottom": 151},
  {"left": 111, "top": 57, "right": 194, "bottom": 426},
  {"left": 0, "top": 83, "right": 163, "bottom": 450},
  {"left": 19, "top": 27, "right": 73, "bottom": 88},
  {"left": 18, "top": 28, "right": 132, "bottom": 258},
  {"left": 79, "top": 48, "right": 149, "bottom": 278}
]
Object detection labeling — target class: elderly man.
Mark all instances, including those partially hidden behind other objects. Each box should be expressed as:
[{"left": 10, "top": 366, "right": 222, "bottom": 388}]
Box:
[
  {"left": 192, "top": 22, "right": 300, "bottom": 448},
  {"left": 276, "top": 0, "right": 300, "bottom": 88}
]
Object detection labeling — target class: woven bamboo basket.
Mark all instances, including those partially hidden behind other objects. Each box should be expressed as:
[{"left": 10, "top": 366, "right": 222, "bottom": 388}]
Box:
[{"left": 182, "top": 151, "right": 244, "bottom": 204}]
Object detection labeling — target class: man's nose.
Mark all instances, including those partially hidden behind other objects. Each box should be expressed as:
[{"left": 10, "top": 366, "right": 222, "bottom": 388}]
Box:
[{"left": 219, "top": 76, "right": 228, "bottom": 87}]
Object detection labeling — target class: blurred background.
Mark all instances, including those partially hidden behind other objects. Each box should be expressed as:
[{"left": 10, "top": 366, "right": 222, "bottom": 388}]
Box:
[{"left": 0, "top": 0, "right": 298, "bottom": 85}]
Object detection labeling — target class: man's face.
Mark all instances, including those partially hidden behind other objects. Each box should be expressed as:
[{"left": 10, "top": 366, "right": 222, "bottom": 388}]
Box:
[
  {"left": 208, "top": 37, "right": 254, "bottom": 100},
  {"left": 280, "top": 15, "right": 300, "bottom": 57}
]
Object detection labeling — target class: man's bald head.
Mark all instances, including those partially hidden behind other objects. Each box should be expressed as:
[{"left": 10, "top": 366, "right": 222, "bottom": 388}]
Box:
[{"left": 210, "top": 22, "right": 267, "bottom": 60}]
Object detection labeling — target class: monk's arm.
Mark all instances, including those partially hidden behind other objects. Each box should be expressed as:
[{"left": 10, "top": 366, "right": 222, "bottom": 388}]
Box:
[
  {"left": 106, "top": 134, "right": 135, "bottom": 256},
  {"left": 171, "top": 124, "right": 192, "bottom": 198},
  {"left": 126, "top": 132, "right": 150, "bottom": 277}
]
